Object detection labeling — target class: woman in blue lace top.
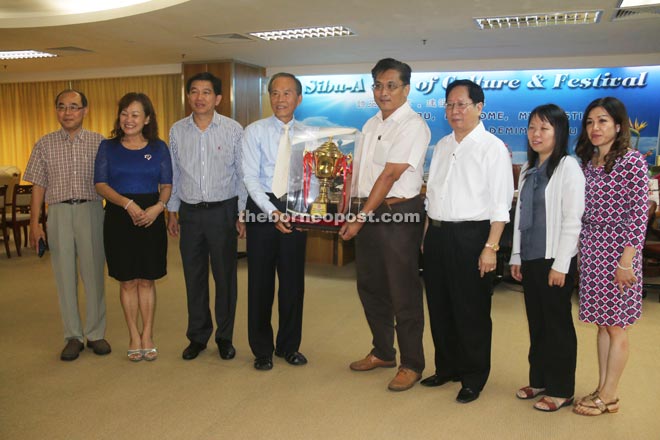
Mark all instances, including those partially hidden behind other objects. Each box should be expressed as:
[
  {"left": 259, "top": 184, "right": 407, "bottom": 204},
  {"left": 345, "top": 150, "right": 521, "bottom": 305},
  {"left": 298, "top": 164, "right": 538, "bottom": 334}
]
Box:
[{"left": 94, "top": 92, "right": 172, "bottom": 362}]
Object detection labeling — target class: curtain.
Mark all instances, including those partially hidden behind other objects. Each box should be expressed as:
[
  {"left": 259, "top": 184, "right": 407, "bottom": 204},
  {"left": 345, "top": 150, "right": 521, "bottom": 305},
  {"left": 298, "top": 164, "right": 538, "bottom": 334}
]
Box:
[
  {"left": 0, "top": 81, "right": 69, "bottom": 177},
  {"left": 0, "top": 74, "right": 183, "bottom": 181}
]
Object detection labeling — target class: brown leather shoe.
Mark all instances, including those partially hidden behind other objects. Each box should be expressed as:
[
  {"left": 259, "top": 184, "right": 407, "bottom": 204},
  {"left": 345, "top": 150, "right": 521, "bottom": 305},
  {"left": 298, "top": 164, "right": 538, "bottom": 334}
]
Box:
[
  {"left": 349, "top": 353, "right": 396, "bottom": 371},
  {"left": 60, "top": 339, "right": 84, "bottom": 361},
  {"left": 388, "top": 367, "right": 421, "bottom": 391}
]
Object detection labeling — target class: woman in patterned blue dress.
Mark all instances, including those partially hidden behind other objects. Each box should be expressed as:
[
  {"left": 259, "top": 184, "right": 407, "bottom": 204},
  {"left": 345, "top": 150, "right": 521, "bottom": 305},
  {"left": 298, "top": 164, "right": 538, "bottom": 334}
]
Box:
[{"left": 574, "top": 97, "right": 648, "bottom": 416}]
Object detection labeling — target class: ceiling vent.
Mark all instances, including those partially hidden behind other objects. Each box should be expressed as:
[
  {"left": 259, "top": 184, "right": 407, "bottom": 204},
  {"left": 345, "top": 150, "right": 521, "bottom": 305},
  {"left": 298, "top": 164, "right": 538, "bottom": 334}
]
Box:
[
  {"left": 612, "top": 6, "right": 660, "bottom": 21},
  {"left": 45, "top": 46, "right": 94, "bottom": 54},
  {"left": 196, "top": 33, "right": 255, "bottom": 44}
]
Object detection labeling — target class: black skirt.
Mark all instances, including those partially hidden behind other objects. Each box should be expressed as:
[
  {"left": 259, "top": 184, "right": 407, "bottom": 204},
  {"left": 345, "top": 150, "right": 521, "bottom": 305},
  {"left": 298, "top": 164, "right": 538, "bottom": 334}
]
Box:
[{"left": 104, "top": 193, "right": 167, "bottom": 281}]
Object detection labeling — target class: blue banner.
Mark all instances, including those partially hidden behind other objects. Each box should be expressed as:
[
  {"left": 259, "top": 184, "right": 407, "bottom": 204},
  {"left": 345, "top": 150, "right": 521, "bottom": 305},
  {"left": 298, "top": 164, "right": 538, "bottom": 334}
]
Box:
[{"left": 296, "top": 66, "right": 660, "bottom": 168}]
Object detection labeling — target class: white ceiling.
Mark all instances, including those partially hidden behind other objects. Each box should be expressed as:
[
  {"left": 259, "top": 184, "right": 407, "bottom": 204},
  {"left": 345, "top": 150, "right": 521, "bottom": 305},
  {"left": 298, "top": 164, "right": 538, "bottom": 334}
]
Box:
[{"left": 0, "top": 0, "right": 659, "bottom": 76}]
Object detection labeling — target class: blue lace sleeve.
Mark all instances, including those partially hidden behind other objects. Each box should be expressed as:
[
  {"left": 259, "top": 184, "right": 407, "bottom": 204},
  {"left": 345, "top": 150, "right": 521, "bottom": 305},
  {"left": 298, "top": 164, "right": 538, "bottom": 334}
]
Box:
[
  {"left": 93, "top": 140, "right": 109, "bottom": 184},
  {"left": 159, "top": 141, "right": 173, "bottom": 184}
]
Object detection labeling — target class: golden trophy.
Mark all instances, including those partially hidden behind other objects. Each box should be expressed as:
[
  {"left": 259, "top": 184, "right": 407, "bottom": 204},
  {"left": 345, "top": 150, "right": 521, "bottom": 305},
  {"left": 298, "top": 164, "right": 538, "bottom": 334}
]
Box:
[{"left": 303, "top": 137, "right": 352, "bottom": 217}]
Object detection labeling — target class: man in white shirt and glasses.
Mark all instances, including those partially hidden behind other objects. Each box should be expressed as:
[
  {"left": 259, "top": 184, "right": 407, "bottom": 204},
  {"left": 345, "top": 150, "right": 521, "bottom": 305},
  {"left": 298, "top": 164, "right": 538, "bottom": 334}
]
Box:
[
  {"left": 422, "top": 79, "right": 513, "bottom": 403},
  {"left": 341, "top": 58, "right": 430, "bottom": 392}
]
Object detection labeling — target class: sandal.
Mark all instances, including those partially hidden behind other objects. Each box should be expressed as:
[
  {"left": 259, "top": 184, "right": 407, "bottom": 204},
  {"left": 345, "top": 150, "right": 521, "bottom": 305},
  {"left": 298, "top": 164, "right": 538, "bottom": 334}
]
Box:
[
  {"left": 142, "top": 347, "right": 158, "bottom": 361},
  {"left": 127, "top": 349, "right": 143, "bottom": 362},
  {"left": 533, "top": 396, "right": 574, "bottom": 412},
  {"left": 575, "top": 389, "right": 599, "bottom": 406},
  {"left": 573, "top": 394, "right": 619, "bottom": 416},
  {"left": 516, "top": 386, "right": 545, "bottom": 400}
]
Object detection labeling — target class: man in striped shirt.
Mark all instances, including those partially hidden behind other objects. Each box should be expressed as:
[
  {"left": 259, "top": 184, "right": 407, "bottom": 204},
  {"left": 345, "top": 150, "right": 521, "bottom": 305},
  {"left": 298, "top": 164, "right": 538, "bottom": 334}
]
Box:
[{"left": 167, "top": 72, "right": 247, "bottom": 362}]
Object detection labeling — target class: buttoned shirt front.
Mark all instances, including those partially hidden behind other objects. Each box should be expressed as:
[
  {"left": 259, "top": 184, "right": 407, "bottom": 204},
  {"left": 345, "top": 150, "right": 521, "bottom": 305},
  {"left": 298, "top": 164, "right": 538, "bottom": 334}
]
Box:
[
  {"left": 24, "top": 128, "right": 104, "bottom": 204},
  {"left": 167, "top": 111, "right": 246, "bottom": 213},
  {"left": 357, "top": 103, "right": 430, "bottom": 198},
  {"left": 426, "top": 122, "right": 513, "bottom": 222},
  {"left": 242, "top": 116, "right": 305, "bottom": 214}
]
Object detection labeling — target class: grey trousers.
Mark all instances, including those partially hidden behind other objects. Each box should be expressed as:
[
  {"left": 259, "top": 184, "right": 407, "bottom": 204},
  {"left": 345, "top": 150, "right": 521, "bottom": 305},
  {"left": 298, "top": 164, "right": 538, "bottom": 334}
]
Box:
[{"left": 48, "top": 201, "right": 106, "bottom": 342}]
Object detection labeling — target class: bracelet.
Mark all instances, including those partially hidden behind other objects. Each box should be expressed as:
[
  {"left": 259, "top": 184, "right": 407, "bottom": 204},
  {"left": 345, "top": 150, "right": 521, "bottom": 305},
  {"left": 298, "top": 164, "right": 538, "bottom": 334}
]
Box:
[
  {"left": 124, "top": 199, "right": 134, "bottom": 210},
  {"left": 617, "top": 262, "right": 633, "bottom": 271},
  {"left": 158, "top": 200, "right": 167, "bottom": 209}
]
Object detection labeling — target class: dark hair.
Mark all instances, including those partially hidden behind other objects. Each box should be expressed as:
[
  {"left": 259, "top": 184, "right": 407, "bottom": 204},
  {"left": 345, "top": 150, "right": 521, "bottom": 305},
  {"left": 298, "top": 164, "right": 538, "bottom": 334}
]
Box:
[
  {"left": 268, "top": 72, "right": 302, "bottom": 95},
  {"left": 575, "top": 97, "right": 630, "bottom": 173},
  {"left": 445, "top": 79, "right": 485, "bottom": 104},
  {"left": 110, "top": 92, "right": 160, "bottom": 142},
  {"left": 525, "top": 104, "right": 569, "bottom": 180},
  {"left": 371, "top": 58, "right": 411, "bottom": 86},
  {"left": 186, "top": 72, "right": 222, "bottom": 95},
  {"left": 54, "top": 89, "right": 88, "bottom": 108}
]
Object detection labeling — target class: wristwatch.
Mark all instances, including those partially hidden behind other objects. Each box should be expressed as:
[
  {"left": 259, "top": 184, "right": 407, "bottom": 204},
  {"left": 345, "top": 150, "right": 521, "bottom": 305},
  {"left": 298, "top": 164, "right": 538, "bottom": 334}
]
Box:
[{"left": 484, "top": 243, "right": 500, "bottom": 252}]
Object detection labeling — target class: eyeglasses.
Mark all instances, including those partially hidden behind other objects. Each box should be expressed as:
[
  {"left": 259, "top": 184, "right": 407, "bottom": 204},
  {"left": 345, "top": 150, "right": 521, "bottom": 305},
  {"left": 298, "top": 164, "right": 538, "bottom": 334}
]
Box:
[
  {"left": 56, "top": 105, "right": 84, "bottom": 113},
  {"left": 444, "top": 102, "right": 474, "bottom": 111},
  {"left": 372, "top": 82, "right": 404, "bottom": 92}
]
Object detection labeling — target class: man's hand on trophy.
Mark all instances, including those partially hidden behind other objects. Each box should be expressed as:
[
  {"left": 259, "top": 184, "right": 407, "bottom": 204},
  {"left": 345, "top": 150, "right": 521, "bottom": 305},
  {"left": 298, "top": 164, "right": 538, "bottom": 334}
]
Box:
[
  {"left": 273, "top": 210, "right": 293, "bottom": 234},
  {"left": 339, "top": 220, "right": 363, "bottom": 241}
]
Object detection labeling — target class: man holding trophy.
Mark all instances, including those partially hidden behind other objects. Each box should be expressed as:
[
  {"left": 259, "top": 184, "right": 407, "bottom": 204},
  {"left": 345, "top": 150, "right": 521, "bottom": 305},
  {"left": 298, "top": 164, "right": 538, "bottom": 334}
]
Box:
[
  {"left": 340, "top": 58, "right": 430, "bottom": 391},
  {"left": 243, "top": 73, "right": 308, "bottom": 371}
]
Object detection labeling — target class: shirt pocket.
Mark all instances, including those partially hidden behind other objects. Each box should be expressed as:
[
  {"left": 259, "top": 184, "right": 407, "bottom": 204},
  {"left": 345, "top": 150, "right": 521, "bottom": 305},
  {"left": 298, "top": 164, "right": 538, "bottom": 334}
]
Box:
[{"left": 373, "top": 140, "right": 392, "bottom": 167}]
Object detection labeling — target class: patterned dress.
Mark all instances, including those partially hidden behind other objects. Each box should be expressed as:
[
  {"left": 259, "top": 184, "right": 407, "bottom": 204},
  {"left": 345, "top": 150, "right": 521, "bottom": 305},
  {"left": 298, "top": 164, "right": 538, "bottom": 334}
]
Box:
[{"left": 579, "top": 150, "right": 648, "bottom": 328}]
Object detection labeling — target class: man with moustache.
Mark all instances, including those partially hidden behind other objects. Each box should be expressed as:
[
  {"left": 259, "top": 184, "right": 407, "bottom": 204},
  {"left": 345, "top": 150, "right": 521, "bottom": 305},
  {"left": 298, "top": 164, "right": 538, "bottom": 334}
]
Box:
[
  {"left": 422, "top": 79, "right": 513, "bottom": 403},
  {"left": 24, "top": 89, "right": 110, "bottom": 361},
  {"left": 340, "top": 58, "right": 430, "bottom": 391},
  {"left": 242, "top": 72, "right": 309, "bottom": 371},
  {"left": 167, "top": 72, "right": 247, "bottom": 361}
]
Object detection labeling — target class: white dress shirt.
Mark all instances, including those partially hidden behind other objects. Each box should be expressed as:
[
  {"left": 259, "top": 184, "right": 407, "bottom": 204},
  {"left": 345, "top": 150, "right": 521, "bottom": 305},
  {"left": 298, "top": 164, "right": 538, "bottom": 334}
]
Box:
[
  {"left": 426, "top": 122, "right": 513, "bottom": 222},
  {"left": 357, "top": 103, "right": 430, "bottom": 198}
]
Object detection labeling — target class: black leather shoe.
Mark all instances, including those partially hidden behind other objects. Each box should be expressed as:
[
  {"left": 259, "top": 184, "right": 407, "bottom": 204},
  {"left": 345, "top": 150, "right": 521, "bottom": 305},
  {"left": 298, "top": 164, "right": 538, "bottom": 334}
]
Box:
[
  {"left": 217, "top": 341, "right": 236, "bottom": 360},
  {"left": 420, "top": 374, "right": 460, "bottom": 387},
  {"left": 254, "top": 357, "right": 273, "bottom": 370},
  {"left": 456, "top": 387, "right": 480, "bottom": 404},
  {"left": 182, "top": 341, "right": 206, "bottom": 360},
  {"left": 275, "top": 350, "right": 308, "bottom": 366},
  {"left": 60, "top": 339, "right": 84, "bottom": 361}
]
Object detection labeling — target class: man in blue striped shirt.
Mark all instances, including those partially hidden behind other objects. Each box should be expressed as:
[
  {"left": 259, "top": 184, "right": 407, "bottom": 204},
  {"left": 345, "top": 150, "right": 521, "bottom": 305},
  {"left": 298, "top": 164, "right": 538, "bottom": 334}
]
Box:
[{"left": 167, "top": 72, "right": 247, "bottom": 362}]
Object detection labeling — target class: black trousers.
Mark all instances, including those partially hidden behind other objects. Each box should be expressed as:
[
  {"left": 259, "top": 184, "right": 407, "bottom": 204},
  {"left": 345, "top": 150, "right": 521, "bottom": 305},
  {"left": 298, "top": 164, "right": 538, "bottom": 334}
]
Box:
[
  {"left": 520, "top": 257, "right": 577, "bottom": 398},
  {"left": 355, "top": 197, "right": 425, "bottom": 373},
  {"left": 179, "top": 197, "right": 238, "bottom": 346},
  {"left": 245, "top": 195, "right": 307, "bottom": 358},
  {"left": 423, "top": 220, "right": 493, "bottom": 391}
]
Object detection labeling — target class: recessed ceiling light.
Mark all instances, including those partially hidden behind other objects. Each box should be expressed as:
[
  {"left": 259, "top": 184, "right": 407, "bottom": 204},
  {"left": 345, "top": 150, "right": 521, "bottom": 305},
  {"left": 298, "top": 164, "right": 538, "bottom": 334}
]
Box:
[
  {"left": 474, "top": 10, "right": 602, "bottom": 30},
  {"left": 249, "top": 26, "right": 354, "bottom": 41},
  {"left": 0, "top": 50, "right": 57, "bottom": 60},
  {"left": 618, "top": 1, "right": 660, "bottom": 7}
]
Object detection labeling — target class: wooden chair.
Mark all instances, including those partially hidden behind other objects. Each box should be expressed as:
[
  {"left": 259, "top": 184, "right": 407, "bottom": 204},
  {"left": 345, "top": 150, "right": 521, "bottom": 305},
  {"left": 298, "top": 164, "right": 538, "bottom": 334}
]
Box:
[
  {"left": 0, "top": 185, "right": 10, "bottom": 258},
  {"left": 7, "top": 184, "right": 46, "bottom": 257}
]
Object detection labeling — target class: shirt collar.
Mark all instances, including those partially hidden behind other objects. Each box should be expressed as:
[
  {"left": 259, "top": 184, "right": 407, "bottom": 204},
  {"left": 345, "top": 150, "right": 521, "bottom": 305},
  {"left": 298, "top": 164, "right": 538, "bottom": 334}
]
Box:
[{"left": 376, "top": 102, "right": 412, "bottom": 123}]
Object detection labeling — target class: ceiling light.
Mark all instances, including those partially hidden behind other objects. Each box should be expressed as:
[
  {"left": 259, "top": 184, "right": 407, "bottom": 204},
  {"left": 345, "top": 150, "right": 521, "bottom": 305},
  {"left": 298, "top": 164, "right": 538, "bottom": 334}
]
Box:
[
  {"left": 618, "top": 1, "right": 660, "bottom": 7},
  {"left": 474, "top": 10, "right": 602, "bottom": 30},
  {"left": 0, "top": 50, "right": 57, "bottom": 60},
  {"left": 249, "top": 26, "right": 354, "bottom": 41}
]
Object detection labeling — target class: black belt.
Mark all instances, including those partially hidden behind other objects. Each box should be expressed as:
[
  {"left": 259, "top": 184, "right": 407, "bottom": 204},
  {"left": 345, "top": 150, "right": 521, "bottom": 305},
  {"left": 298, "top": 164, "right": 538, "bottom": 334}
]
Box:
[
  {"left": 429, "top": 219, "right": 488, "bottom": 227},
  {"left": 182, "top": 200, "right": 231, "bottom": 209},
  {"left": 60, "top": 199, "right": 89, "bottom": 205}
]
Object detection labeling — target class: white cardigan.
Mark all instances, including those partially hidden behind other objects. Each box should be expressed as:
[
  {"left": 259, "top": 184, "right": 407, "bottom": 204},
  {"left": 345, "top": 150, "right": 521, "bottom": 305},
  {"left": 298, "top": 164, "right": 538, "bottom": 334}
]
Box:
[{"left": 509, "top": 155, "right": 585, "bottom": 274}]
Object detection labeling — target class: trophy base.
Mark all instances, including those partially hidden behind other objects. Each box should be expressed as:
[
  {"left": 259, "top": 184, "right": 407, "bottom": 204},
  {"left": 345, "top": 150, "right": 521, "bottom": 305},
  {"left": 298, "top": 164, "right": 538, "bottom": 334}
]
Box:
[{"left": 310, "top": 202, "right": 328, "bottom": 217}]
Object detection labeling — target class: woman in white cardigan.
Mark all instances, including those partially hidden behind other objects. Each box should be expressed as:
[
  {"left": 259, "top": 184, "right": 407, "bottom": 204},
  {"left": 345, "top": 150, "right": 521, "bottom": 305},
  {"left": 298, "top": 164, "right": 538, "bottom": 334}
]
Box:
[{"left": 510, "top": 104, "right": 585, "bottom": 412}]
